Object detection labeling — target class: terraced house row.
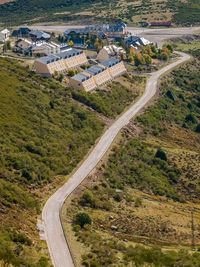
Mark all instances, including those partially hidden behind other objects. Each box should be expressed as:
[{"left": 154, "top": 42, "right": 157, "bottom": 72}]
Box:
[
  {"left": 70, "top": 58, "right": 126, "bottom": 92},
  {"left": 34, "top": 48, "right": 88, "bottom": 77}
]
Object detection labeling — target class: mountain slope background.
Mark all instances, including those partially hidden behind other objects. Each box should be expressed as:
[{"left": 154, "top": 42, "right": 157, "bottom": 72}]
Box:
[
  {"left": 0, "top": 57, "right": 105, "bottom": 265},
  {"left": 0, "top": 0, "right": 199, "bottom": 26}
]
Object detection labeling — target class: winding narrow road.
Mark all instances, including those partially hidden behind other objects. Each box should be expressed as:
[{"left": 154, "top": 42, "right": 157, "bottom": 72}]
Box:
[{"left": 42, "top": 52, "right": 190, "bottom": 267}]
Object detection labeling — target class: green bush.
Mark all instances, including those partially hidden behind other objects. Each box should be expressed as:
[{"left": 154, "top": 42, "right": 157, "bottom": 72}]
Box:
[
  {"left": 74, "top": 212, "right": 92, "bottom": 228},
  {"left": 155, "top": 149, "right": 167, "bottom": 161},
  {"left": 134, "top": 197, "right": 142, "bottom": 207},
  {"left": 195, "top": 124, "right": 200, "bottom": 133}
]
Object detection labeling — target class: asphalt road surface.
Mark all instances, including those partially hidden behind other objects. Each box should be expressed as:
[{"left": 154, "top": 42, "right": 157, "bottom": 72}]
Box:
[
  {"left": 30, "top": 25, "right": 200, "bottom": 46},
  {"left": 42, "top": 52, "right": 190, "bottom": 267}
]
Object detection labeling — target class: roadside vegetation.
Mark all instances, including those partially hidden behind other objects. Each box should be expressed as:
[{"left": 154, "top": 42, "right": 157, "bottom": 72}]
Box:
[
  {"left": 71, "top": 74, "right": 146, "bottom": 118},
  {"left": 0, "top": 57, "right": 104, "bottom": 265},
  {"left": 62, "top": 44, "right": 200, "bottom": 266},
  {"left": 126, "top": 44, "right": 174, "bottom": 66}
]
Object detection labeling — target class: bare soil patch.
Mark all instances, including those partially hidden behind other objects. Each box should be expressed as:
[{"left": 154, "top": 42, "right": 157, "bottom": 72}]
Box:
[
  {"left": 54, "top": 11, "right": 71, "bottom": 15},
  {"left": 0, "top": 0, "right": 14, "bottom": 4}
]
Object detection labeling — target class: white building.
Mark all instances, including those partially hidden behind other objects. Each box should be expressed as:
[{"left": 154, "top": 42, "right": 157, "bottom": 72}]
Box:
[
  {"left": 0, "top": 28, "right": 10, "bottom": 43},
  {"left": 97, "top": 45, "right": 126, "bottom": 62}
]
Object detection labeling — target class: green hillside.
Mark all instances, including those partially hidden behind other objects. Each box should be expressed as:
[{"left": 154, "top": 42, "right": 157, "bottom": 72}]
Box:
[
  {"left": 173, "top": 0, "right": 200, "bottom": 25},
  {"left": 0, "top": 0, "right": 199, "bottom": 26},
  {"left": 0, "top": 57, "right": 104, "bottom": 265},
  {"left": 62, "top": 44, "right": 200, "bottom": 266}
]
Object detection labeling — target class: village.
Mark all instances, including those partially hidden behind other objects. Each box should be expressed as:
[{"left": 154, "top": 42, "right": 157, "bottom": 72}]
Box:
[{"left": 0, "top": 22, "right": 173, "bottom": 92}]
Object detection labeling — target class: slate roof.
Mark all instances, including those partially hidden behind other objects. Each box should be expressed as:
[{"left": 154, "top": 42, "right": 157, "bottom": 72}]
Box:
[
  {"left": 100, "top": 57, "right": 120, "bottom": 68},
  {"left": 35, "top": 48, "right": 83, "bottom": 64},
  {"left": 85, "top": 65, "right": 105, "bottom": 76},
  {"left": 57, "top": 48, "right": 83, "bottom": 59},
  {"left": 124, "top": 35, "right": 152, "bottom": 47},
  {"left": 72, "top": 73, "right": 90, "bottom": 82},
  {"left": 64, "top": 28, "right": 88, "bottom": 35},
  {"left": 29, "top": 30, "right": 50, "bottom": 39},
  {"left": 37, "top": 54, "right": 60, "bottom": 64}
]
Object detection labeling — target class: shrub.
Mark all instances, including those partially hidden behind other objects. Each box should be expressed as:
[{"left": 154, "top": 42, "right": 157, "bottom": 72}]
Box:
[
  {"left": 195, "top": 124, "right": 200, "bottom": 133},
  {"left": 185, "top": 114, "right": 196, "bottom": 124},
  {"left": 135, "top": 197, "right": 142, "bottom": 207},
  {"left": 155, "top": 149, "right": 167, "bottom": 161},
  {"left": 113, "top": 193, "right": 122, "bottom": 202},
  {"left": 81, "top": 190, "right": 95, "bottom": 207},
  {"left": 166, "top": 90, "right": 176, "bottom": 101},
  {"left": 73, "top": 225, "right": 81, "bottom": 232},
  {"left": 74, "top": 212, "right": 92, "bottom": 228}
]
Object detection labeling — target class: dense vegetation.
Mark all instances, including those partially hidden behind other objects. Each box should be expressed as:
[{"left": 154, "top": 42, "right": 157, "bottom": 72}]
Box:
[
  {"left": 71, "top": 75, "right": 145, "bottom": 118},
  {"left": 63, "top": 44, "right": 200, "bottom": 266},
  {"left": 136, "top": 57, "right": 200, "bottom": 137},
  {"left": 104, "top": 139, "right": 183, "bottom": 201},
  {"left": 0, "top": 0, "right": 103, "bottom": 25},
  {"left": 0, "top": 0, "right": 198, "bottom": 26},
  {"left": 0, "top": 57, "right": 104, "bottom": 265},
  {"left": 173, "top": 0, "right": 200, "bottom": 25}
]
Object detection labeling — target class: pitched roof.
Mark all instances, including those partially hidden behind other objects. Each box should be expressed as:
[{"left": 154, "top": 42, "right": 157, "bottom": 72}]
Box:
[
  {"left": 0, "top": 28, "right": 9, "bottom": 34},
  {"left": 85, "top": 65, "right": 105, "bottom": 76},
  {"left": 36, "top": 54, "right": 60, "bottom": 64},
  {"left": 35, "top": 48, "right": 83, "bottom": 64},
  {"left": 100, "top": 57, "right": 120, "bottom": 68},
  {"left": 57, "top": 48, "right": 82, "bottom": 59},
  {"left": 29, "top": 30, "right": 50, "bottom": 39},
  {"left": 71, "top": 73, "right": 91, "bottom": 82}
]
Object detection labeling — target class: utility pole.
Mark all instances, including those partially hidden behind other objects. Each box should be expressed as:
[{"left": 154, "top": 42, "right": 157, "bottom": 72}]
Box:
[{"left": 191, "top": 209, "right": 195, "bottom": 251}]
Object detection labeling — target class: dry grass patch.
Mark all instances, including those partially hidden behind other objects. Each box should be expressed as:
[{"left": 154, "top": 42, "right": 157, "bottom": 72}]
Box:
[{"left": 0, "top": 0, "right": 14, "bottom": 4}]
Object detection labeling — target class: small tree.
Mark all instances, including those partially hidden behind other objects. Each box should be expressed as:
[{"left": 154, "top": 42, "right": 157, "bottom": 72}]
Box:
[
  {"left": 160, "top": 52, "right": 169, "bottom": 61},
  {"left": 143, "top": 54, "right": 152, "bottom": 65},
  {"left": 74, "top": 212, "right": 92, "bottom": 228},
  {"left": 134, "top": 52, "right": 145, "bottom": 66},
  {"left": 68, "top": 40, "right": 74, "bottom": 46},
  {"left": 58, "top": 73, "right": 64, "bottom": 82},
  {"left": 195, "top": 124, "right": 200, "bottom": 133},
  {"left": 164, "top": 43, "right": 174, "bottom": 52},
  {"left": 185, "top": 114, "right": 196, "bottom": 124},
  {"left": 81, "top": 190, "right": 94, "bottom": 206},
  {"left": 155, "top": 149, "right": 167, "bottom": 161}
]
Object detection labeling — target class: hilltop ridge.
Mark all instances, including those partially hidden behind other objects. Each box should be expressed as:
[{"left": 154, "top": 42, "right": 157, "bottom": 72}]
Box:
[{"left": 0, "top": 0, "right": 199, "bottom": 26}]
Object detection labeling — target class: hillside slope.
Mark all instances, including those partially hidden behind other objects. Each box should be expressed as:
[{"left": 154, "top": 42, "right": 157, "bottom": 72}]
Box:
[
  {"left": 62, "top": 46, "right": 200, "bottom": 266},
  {"left": 0, "top": 57, "right": 104, "bottom": 265},
  {"left": 0, "top": 0, "right": 197, "bottom": 26}
]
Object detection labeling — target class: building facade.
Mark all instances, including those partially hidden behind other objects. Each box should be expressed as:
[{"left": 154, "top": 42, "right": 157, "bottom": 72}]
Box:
[
  {"left": 64, "top": 22, "right": 128, "bottom": 39},
  {"left": 97, "top": 45, "right": 126, "bottom": 62},
  {"left": 69, "top": 57, "right": 126, "bottom": 92},
  {"left": 0, "top": 28, "right": 10, "bottom": 43},
  {"left": 34, "top": 48, "right": 88, "bottom": 77}
]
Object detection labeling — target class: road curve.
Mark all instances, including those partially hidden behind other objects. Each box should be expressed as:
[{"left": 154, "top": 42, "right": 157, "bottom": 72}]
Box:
[{"left": 42, "top": 52, "right": 190, "bottom": 267}]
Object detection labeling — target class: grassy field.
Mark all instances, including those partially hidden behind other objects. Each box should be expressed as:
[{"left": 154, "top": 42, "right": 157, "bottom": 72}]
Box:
[
  {"left": 0, "top": 57, "right": 105, "bottom": 265},
  {"left": 62, "top": 44, "right": 200, "bottom": 266},
  {"left": 174, "top": 41, "right": 200, "bottom": 52},
  {"left": 0, "top": 0, "right": 196, "bottom": 26}
]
